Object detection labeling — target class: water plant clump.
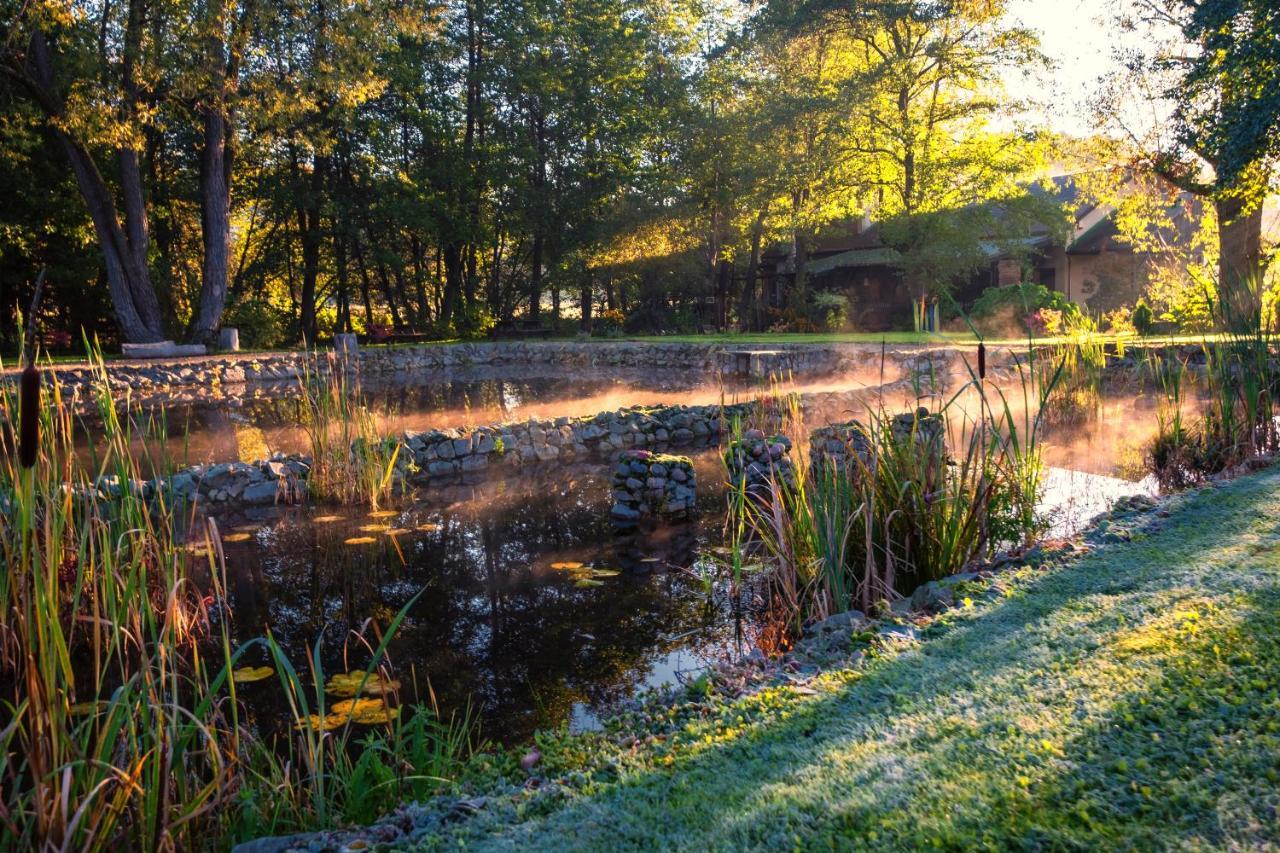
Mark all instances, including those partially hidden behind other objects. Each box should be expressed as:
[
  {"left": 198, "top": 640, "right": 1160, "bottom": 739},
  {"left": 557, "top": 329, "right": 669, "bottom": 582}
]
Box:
[
  {"left": 732, "top": 347, "right": 1058, "bottom": 631},
  {"left": 1145, "top": 291, "right": 1280, "bottom": 489},
  {"left": 297, "top": 353, "right": 404, "bottom": 508},
  {"left": 0, "top": 347, "right": 477, "bottom": 850}
]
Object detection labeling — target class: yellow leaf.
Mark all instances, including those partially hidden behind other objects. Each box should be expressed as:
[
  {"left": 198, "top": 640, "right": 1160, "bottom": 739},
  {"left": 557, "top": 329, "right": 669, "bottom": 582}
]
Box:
[
  {"left": 344, "top": 536, "right": 378, "bottom": 545},
  {"left": 416, "top": 523, "right": 440, "bottom": 532},
  {"left": 359, "top": 524, "right": 390, "bottom": 533},
  {"left": 367, "top": 510, "right": 398, "bottom": 518},
  {"left": 383, "top": 528, "right": 410, "bottom": 536},
  {"left": 313, "top": 515, "right": 343, "bottom": 523},
  {"left": 222, "top": 532, "right": 253, "bottom": 543},
  {"left": 550, "top": 561, "right": 584, "bottom": 570},
  {"left": 232, "top": 666, "right": 274, "bottom": 683}
]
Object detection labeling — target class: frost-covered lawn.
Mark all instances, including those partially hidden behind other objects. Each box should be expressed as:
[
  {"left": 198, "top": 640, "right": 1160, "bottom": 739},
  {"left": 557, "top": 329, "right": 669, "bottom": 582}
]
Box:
[{"left": 434, "top": 468, "right": 1280, "bottom": 850}]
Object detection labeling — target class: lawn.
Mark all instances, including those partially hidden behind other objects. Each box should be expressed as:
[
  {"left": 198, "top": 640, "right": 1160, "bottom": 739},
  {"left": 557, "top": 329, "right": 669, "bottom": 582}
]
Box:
[{"left": 417, "top": 467, "right": 1280, "bottom": 850}]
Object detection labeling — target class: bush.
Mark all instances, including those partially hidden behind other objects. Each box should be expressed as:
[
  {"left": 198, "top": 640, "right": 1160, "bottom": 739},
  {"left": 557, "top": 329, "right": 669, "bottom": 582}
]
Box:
[
  {"left": 1131, "top": 300, "right": 1155, "bottom": 336},
  {"left": 223, "top": 298, "right": 291, "bottom": 349},
  {"left": 809, "top": 291, "right": 850, "bottom": 332},
  {"left": 593, "top": 308, "right": 625, "bottom": 337},
  {"left": 969, "top": 282, "right": 1082, "bottom": 336}
]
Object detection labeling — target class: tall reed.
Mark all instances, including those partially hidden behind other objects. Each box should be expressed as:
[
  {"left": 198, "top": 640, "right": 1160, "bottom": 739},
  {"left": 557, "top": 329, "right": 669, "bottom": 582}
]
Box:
[
  {"left": 297, "top": 353, "right": 403, "bottom": 508},
  {"left": 731, "top": 341, "right": 1060, "bottom": 630},
  {"left": 0, "top": 347, "right": 474, "bottom": 850}
]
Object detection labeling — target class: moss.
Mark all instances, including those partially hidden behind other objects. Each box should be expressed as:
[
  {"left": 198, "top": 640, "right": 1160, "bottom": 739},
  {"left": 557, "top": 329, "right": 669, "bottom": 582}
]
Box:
[{"left": 419, "top": 466, "right": 1280, "bottom": 849}]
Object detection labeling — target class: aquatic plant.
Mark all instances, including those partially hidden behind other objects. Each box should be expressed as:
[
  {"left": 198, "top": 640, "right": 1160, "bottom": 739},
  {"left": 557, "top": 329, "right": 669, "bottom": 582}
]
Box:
[
  {"left": 0, "top": 346, "right": 475, "bottom": 850},
  {"left": 1146, "top": 280, "right": 1279, "bottom": 488},
  {"left": 730, "top": 338, "right": 1059, "bottom": 629},
  {"left": 297, "top": 353, "right": 403, "bottom": 508}
]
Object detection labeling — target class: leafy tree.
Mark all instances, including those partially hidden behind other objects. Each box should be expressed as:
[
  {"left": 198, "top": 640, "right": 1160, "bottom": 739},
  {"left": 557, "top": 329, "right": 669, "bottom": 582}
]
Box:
[{"left": 1101, "top": 0, "right": 1280, "bottom": 330}]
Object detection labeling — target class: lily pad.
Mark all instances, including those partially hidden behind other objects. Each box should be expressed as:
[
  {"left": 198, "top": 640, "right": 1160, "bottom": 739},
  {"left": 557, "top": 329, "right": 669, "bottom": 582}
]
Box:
[
  {"left": 344, "top": 536, "right": 378, "bottom": 545},
  {"left": 232, "top": 666, "right": 275, "bottom": 683},
  {"left": 325, "top": 672, "right": 401, "bottom": 698}
]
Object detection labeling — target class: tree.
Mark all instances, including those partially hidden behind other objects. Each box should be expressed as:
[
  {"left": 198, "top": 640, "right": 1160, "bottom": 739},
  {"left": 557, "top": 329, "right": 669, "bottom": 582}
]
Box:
[
  {"left": 1101, "top": 0, "right": 1280, "bottom": 330},
  {"left": 3, "top": 2, "right": 168, "bottom": 342}
]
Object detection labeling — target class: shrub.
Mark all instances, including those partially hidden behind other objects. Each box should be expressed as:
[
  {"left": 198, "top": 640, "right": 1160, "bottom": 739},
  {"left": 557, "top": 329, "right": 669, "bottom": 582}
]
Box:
[
  {"left": 969, "top": 282, "right": 1082, "bottom": 336},
  {"left": 1131, "top": 299, "right": 1155, "bottom": 336},
  {"left": 594, "top": 308, "right": 625, "bottom": 337},
  {"left": 809, "top": 291, "right": 850, "bottom": 332}
]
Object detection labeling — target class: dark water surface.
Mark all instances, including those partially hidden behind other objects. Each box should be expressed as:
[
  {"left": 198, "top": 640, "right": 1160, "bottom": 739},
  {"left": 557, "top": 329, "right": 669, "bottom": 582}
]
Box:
[
  {"left": 159, "top": 367, "right": 1166, "bottom": 744},
  {"left": 212, "top": 450, "right": 739, "bottom": 744}
]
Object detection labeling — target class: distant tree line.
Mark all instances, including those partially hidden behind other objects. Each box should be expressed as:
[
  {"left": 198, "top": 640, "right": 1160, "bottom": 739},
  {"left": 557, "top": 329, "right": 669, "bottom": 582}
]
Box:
[{"left": 1, "top": 0, "right": 1275, "bottom": 347}]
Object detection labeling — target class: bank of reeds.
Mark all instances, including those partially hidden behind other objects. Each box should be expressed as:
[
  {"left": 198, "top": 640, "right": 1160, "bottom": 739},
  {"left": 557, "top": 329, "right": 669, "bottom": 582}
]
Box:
[
  {"left": 1146, "top": 285, "right": 1279, "bottom": 489},
  {"left": 731, "top": 344, "right": 1061, "bottom": 630},
  {"left": 0, "top": 349, "right": 474, "bottom": 850},
  {"left": 297, "top": 353, "right": 403, "bottom": 508}
]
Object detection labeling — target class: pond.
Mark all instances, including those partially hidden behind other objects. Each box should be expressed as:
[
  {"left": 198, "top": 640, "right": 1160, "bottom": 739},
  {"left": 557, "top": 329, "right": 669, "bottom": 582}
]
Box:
[{"left": 174, "top": 366, "right": 1165, "bottom": 745}]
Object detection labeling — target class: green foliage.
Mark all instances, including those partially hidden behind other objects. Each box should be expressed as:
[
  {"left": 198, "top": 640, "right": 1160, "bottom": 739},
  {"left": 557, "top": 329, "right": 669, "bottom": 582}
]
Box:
[
  {"left": 969, "top": 282, "right": 1082, "bottom": 335},
  {"left": 808, "top": 291, "right": 849, "bottom": 333},
  {"left": 1131, "top": 300, "right": 1155, "bottom": 336}
]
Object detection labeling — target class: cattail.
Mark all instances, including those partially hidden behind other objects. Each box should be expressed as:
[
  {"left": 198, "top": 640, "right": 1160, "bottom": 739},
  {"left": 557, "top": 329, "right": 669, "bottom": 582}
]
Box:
[
  {"left": 977, "top": 342, "right": 987, "bottom": 381},
  {"left": 19, "top": 364, "right": 40, "bottom": 469}
]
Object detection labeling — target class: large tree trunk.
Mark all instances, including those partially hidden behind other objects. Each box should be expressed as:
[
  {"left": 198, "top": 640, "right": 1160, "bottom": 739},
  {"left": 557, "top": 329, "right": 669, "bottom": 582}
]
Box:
[
  {"left": 296, "top": 153, "right": 326, "bottom": 345},
  {"left": 1215, "top": 196, "right": 1265, "bottom": 331},
  {"left": 739, "top": 211, "right": 765, "bottom": 331},
  {"left": 193, "top": 103, "right": 230, "bottom": 344},
  {"left": 24, "top": 30, "right": 164, "bottom": 343}
]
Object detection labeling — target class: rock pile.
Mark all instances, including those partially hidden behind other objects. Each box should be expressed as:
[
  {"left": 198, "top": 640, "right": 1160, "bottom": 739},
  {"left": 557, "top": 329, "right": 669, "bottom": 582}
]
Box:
[
  {"left": 808, "top": 421, "right": 873, "bottom": 471},
  {"left": 609, "top": 451, "right": 697, "bottom": 527},
  {"left": 724, "top": 429, "right": 796, "bottom": 499}
]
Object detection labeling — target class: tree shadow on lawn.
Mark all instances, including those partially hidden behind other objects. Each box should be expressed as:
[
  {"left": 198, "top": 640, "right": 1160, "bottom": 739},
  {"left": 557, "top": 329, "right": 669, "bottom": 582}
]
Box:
[{"left": 452, "top": 472, "right": 1280, "bottom": 850}]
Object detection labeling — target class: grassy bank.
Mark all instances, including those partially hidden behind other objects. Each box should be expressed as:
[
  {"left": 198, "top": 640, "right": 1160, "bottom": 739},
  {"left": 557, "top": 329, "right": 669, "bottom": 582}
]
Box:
[{"left": 402, "top": 466, "right": 1280, "bottom": 849}]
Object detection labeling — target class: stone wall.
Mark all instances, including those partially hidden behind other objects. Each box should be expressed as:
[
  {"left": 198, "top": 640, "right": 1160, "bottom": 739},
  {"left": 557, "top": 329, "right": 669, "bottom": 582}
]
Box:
[{"left": 6, "top": 340, "right": 997, "bottom": 397}]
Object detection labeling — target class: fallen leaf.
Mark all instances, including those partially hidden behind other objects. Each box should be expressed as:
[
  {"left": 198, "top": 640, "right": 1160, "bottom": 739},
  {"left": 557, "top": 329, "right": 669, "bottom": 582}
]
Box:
[
  {"left": 222, "top": 532, "right": 253, "bottom": 543},
  {"left": 344, "top": 536, "right": 378, "bottom": 545},
  {"left": 575, "top": 578, "right": 604, "bottom": 588},
  {"left": 359, "top": 524, "right": 390, "bottom": 533},
  {"left": 550, "top": 561, "right": 584, "bottom": 570},
  {"left": 367, "top": 510, "right": 398, "bottom": 519},
  {"left": 313, "top": 515, "right": 343, "bottom": 523}
]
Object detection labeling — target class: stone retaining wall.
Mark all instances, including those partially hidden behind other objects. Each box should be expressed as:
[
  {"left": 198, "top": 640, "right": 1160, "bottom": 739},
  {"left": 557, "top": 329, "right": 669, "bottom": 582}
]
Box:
[
  {"left": 7, "top": 340, "right": 994, "bottom": 396},
  {"left": 144, "top": 384, "right": 936, "bottom": 509}
]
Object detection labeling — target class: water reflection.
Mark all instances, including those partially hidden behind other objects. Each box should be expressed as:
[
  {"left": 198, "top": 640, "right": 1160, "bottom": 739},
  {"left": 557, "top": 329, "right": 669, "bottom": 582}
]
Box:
[{"left": 217, "top": 453, "right": 733, "bottom": 743}]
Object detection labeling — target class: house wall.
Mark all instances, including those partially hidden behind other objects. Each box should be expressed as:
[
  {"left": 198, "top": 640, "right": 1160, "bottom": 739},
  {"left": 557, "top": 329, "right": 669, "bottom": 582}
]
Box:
[{"left": 1043, "top": 247, "right": 1148, "bottom": 313}]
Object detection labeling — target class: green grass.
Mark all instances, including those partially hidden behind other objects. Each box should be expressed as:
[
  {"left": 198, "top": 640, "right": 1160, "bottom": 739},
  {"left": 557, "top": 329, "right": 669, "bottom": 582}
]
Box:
[{"left": 420, "top": 466, "right": 1280, "bottom": 850}]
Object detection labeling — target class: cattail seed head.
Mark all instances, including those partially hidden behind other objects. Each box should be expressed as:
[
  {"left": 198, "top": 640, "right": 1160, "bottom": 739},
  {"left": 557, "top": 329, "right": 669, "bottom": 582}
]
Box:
[
  {"left": 977, "top": 342, "right": 987, "bottom": 380},
  {"left": 19, "top": 364, "right": 40, "bottom": 470}
]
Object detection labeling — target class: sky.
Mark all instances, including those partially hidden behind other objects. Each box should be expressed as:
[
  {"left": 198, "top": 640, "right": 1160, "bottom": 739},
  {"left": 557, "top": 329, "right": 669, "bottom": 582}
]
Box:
[{"left": 1004, "top": 0, "right": 1147, "bottom": 137}]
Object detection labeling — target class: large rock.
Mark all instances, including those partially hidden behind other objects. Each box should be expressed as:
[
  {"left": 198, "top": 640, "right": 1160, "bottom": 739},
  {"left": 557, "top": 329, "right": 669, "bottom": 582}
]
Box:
[{"left": 121, "top": 341, "right": 208, "bottom": 359}]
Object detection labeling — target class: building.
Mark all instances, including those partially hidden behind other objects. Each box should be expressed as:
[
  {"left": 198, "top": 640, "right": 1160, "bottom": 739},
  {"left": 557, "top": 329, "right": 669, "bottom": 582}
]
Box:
[{"left": 759, "top": 175, "right": 1202, "bottom": 330}]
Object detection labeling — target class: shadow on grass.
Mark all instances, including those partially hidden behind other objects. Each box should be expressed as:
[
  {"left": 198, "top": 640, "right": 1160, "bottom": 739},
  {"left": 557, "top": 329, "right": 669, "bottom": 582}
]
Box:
[{"left": 444, "top": 471, "right": 1280, "bottom": 850}]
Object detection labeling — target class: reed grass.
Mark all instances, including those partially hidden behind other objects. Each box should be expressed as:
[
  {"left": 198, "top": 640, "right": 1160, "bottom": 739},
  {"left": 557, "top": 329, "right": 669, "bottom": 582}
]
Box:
[
  {"left": 297, "top": 353, "right": 403, "bottom": 508},
  {"left": 0, "top": 346, "right": 474, "bottom": 850},
  {"left": 729, "top": 339, "right": 1061, "bottom": 631},
  {"left": 1146, "top": 281, "right": 1279, "bottom": 488}
]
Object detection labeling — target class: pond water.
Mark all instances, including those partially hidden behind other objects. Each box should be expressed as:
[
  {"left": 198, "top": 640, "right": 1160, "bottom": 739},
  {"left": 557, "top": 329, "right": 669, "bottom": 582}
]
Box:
[{"left": 186, "top": 365, "right": 1164, "bottom": 745}]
